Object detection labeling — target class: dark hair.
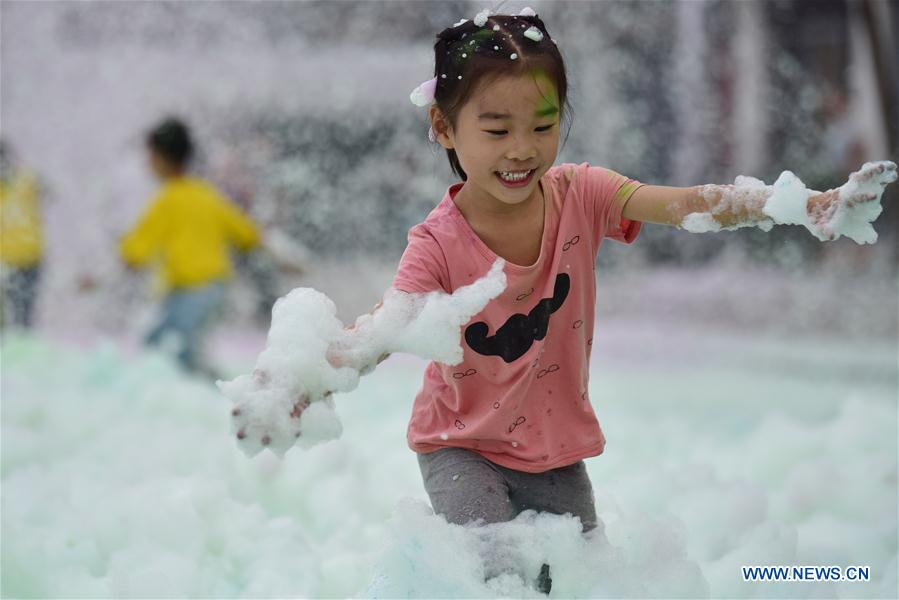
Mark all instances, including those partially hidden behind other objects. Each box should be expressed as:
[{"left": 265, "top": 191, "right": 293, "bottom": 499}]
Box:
[
  {"left": 146, "top": 117, "right": 194, "bottom": 169},
  {"left": 431, "top": 13, "right": 572, "bottom": 181}
]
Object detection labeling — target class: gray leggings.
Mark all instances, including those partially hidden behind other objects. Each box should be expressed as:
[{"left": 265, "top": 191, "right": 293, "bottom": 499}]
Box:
[{"left": 417, "top": 447, "right": 599, "bottom": 533}]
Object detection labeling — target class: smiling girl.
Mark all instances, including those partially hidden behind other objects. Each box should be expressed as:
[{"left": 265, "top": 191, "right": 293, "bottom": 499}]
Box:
[
  {"left": 237, "top": 6, "right": 894, "bottom": 593},
  {"left": 392, "top": 7, "right": 895, "bottom": 581},
  {"left": 396, "top": 14, "right": 634, "bottom": 563}
]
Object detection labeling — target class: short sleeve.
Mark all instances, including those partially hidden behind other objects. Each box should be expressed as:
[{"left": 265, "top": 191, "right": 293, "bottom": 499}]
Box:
[
  {"left": 392, "top": 224, "right": 450, "bottom": 294},
  {"left": 574, "top": 162, "right": 644, "bottom": 247}
]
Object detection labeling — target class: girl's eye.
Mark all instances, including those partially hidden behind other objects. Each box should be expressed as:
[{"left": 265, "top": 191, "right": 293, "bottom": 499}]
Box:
[{"left": 485, "top": 125, "right": 555, "bottom": 136}]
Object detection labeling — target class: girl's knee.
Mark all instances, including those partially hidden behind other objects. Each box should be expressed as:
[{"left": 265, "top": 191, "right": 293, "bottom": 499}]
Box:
[
  {"left": 441, "top": 490, "right": 516, "bottom": 527},
  {"left": 419, "top": 450, "right": 516, "bottom": 527}
]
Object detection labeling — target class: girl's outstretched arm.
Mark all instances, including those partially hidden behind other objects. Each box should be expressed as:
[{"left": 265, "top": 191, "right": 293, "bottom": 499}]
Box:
[
  {"left": 325, "top": 299, "right": 391, "bottom": 373},
  {"left": 621, "top": 161, "right": 897, "bottom": 242},
  {"left": 621, "top": 183, "right": 762, "bottom": 228}
]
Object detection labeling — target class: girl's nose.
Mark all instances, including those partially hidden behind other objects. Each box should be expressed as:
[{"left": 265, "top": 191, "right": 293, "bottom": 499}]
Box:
[{"left": 505, "top": 139, "right": 537, "bottom": 162}]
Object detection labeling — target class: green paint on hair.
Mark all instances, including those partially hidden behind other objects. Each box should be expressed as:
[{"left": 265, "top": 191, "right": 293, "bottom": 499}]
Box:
[{"left": 529, "top": 67, "right": 560, "bottom": 118}]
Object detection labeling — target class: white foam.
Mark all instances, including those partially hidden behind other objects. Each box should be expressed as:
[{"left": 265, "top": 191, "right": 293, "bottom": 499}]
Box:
[
  {"left": 2, "top": 318, "right": 895, "bottom": 597},
  {"left": 409, "top": 77, "right": 436, "bottom": 107},
  {"left": 680, "top": 212, "right": 723, "bottom": 233},
  {"left": 218, "top": 258, "right": 506, "bottom": 458},
  {"left": 680, "top": 161, "right": 896, "bottom": 244},
  {"left": 524, "top": 26, "right": 544, "bottom": 42},
  {"left": 365, "top": 500, "right": 709, "bottom": 598},
  {"left": 803, "top": 160, "right": 896, "bottom": 244}
]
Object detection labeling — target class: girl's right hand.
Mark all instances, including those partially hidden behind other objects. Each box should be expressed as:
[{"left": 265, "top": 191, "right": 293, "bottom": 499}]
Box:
[
  {"left": 230, "top": 368, "right": 323, "bottom": 452},
  {"left": 231, "top": 392, "right": 313, "bottom": 448}
]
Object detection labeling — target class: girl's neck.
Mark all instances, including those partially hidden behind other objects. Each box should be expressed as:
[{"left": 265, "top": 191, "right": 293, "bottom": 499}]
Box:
[
  {"left": 451, "top": 177, "right": 547, "bottom": 268},
  {"left": 452, "top": 178, "right": 544, "bottom": 224}
]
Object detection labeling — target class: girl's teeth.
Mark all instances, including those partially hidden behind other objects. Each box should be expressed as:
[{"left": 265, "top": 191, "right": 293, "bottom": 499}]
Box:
[{"left": 499, "top": 170, "right": 531, "bottom": 181}]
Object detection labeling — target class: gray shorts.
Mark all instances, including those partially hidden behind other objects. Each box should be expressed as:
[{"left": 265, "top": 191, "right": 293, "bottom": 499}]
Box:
[{"left": 417, "top": 447, "right": 599, "bottom": 533}]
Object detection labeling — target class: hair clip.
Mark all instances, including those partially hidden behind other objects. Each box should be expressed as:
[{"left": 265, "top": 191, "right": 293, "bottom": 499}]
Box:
[
  {"left": 474, "top": 8, "right": 491, "bottom": 27},
  {"left": 523, "top": 26, "right": 543, "bottom": 42},
  {"left": 410, "top": 76, "right": 438, "bottom": 107},
  {"left": 519, "top": 7, "right": 536, "bottom": 16}
]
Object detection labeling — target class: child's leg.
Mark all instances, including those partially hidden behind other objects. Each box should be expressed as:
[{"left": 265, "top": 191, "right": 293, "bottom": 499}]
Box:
[
  {"left": 144, "top": 293, "right": 181, "bottom": 348},
  {"left": 170, "top": 283, "right": 225, "bottom": 372},
  {"left": 502, "top": 460, "right": 600, "bottom": 535},
  {"left": 17, "top": 265, "right": 40, "bottom": 327},
  {"left": 143, "top": 284, "right": 222, "bottom": 372},
  {"left": 417, "top": 447, "right": 517, "bottom": 527},
  {"left": 5, "top": 265, "right": 40, "bottom": 328}
]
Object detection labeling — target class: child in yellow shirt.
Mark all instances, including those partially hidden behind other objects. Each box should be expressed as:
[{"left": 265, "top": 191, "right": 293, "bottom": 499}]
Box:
[
  {"left": 0, "top": 140, "right": 44, "bottom": 329},
  {"left": 120, "top": 118, "right": 260, "bottom": 376}
]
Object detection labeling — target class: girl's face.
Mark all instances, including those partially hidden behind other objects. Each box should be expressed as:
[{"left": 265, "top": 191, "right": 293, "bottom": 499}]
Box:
[{"left": 432, "top": 70, "right": 561, "bottom": 209}]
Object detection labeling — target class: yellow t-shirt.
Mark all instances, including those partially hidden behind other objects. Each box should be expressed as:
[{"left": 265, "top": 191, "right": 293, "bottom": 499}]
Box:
[
  {"left": 120, "top": 177, "right": 260, "bottom": 291},
  {"left": 0, "top": 171, "right": 44, "bottom": 268}
]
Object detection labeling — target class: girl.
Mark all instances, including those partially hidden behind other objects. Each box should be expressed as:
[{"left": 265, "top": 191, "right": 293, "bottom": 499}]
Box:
[
  {"left": 393, "top": 1, "right": 896, "bottom": 568},
  {"left": 246, "top": 6, "right": 892, "bottom": 593},
  {"left": 386, "top": 8, "right": 892, "bottom": 590}
]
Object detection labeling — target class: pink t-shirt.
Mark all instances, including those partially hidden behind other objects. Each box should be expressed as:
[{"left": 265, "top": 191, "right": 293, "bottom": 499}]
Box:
[{"left": 392, "top": 162, "right": 644, "bottom": 473}]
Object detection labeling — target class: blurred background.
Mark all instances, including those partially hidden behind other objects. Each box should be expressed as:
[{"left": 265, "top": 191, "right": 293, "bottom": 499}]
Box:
[
  {"left": 1, "top": 0, "right": 896, "bottom": 343},
  {"left": 2, "top": 1, "right": 897, "bottom": 598}
]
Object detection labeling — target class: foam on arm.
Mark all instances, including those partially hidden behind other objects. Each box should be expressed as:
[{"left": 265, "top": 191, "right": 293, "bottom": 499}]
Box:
[
  {"left": 680, "top": 161, "right": 896, "bottom": 244},
  {"left": 218, "top": 258, "right": 507, "bottom": 458}
]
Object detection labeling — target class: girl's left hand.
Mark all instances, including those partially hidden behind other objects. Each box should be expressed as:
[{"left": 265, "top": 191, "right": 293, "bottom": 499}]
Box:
[{"left": 807, "top": 161, "right": 897, "bottom": 241}]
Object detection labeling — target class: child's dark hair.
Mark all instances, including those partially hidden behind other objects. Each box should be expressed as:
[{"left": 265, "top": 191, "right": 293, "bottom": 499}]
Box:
[
  {"left": 146, "top": 117, "right": 194, "bottom": 169},
  {"left": 431, "top": 13, "right": 572, "bottom": 181}
]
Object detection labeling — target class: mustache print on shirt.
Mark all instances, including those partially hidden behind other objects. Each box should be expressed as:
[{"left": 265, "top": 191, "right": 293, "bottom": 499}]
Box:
[{"left": 464, "top": 273, "right": 570, "bottom": 363}]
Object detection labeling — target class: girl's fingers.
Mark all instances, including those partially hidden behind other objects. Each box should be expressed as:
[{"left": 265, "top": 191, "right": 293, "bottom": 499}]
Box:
[
  {"left": 846, "top": 192, "right": 878, "bottom": 209},
  {"left": 877, "top": 164, "right": 897, "bottom": 185},
  {"left": 853, "top": 163, "right": 885, "bottom": 183},
  {"left": 853, "top": 161, "right": 897, "bottom": 185}
]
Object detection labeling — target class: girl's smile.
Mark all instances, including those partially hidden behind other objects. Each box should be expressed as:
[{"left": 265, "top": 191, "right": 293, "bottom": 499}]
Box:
[
  {"left": 495, "top": 168, "right": 537, "bottom": 188},
  {"left": 431, "top": 70, "right": 561, "bottom": 214}
]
